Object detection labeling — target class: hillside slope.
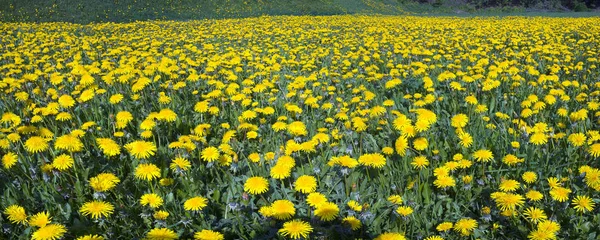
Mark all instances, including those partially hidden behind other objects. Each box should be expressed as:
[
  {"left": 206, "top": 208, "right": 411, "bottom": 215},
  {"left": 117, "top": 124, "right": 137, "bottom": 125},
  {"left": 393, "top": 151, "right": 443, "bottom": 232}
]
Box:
[{"left": 0, "top": 0, "right": 411, "bottom": 23}]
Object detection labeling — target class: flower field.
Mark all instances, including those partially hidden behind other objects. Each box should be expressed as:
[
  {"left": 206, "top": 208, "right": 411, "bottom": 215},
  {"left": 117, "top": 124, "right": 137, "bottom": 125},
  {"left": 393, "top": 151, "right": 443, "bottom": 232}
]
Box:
[{"left": 1, "top": 16, "right": 600, "bottom": 239}]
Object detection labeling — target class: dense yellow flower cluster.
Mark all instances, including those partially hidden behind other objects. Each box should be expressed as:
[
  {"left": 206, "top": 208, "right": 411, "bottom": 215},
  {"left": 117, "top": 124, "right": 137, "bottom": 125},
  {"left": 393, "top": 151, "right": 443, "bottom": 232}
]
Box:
[{"left": 1, "top": 15, "right": 599, "bottom": 239}]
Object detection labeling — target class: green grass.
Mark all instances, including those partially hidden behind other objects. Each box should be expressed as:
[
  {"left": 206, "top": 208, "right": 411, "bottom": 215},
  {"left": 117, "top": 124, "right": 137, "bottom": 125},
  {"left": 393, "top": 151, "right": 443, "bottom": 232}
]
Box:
[
  {"left": 0, "top": 0, "right": 598, "bottom": 23},
  {"left": 0, "top": 0, "right": 409, "bottom": 23}
]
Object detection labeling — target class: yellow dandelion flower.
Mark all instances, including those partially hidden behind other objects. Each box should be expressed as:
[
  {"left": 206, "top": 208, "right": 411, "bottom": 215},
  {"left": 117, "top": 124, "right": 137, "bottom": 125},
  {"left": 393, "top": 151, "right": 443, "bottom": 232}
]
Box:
[
  {"left": 411, "top": 156, "right": 429, "bottom": 169},
  {"left": 523, "top": 207, "right": 547, "bottom": 224},
  {"left": 549, "top": 187, "right": 571, "bottom": 202},
  {"left": 170, "top": 157, "right": 191, "bottom": 171},
  {"left": 76, "top": 234, "right": 105, "bottom": 240},
  {"left": 201, "top": 147, "right": 220, "bottom": 162},
  {"left": 31, "top": 223, "right": 67, "bottom": 240},
  {"left": 153, "top": 210, "right": 169, "bottom": 220},
  {"left": 135, "top": 163, "right": 161, "bottom": 181},
  {"left": 342, "top": 216, "right": 362, "bottom": 230},
  {"left": 79, "top": 201, "right": 114, "bottom": 219},
  {"left": 52, "top": 154, "right": 74, "bottom": 171},
  {"left": 146, "top": 228, "right": 178, "bottom": 240},
  {"left": 244, "top": 176, "right": 269, "bottom": 195},
  {"left": 194, "top": 230, "right": 224, "bottom": 240},
  {"left": 140, "top": 193, "right": 163, "bottom": 208},
  {"left": 473, "top": 149, "right": 494, "bottom": 162},
  {"left": 2, "top": 152, "right": 18, "bottom": 169},
  {"left": 294, "top": 175, "right": 317, "bottom": 193},
  {"left": 125, "top": 141, "right": 157, "bottom": 159},
  {"left": 396, "top": 206, "right": 413, "bottom": 216},
  {"left": 89, "top": 173, "right": 120, "bottom": 192},
  {"left": 375, "top": 232, "right": 406, "bottom": 240},
  {"left": 314, "top": 202, "right": 339, "bottom": 221},
  {"left": 453, "top": 218, "right": 478, "bottom": 236},
  {"left": 306, "top": 192, "right": 328, "bottom": 208},
  {"left": 29, "top": 212, "right": 51, "bottom": 228},
  {"left": 522, "top": 172, "right": 537, "bottom": 184},
  {"left": 4, "top": 205, "right": 28, "bottom": 225},
  {"left": 572, "top": 195, "right": 595, "bottom": 213},
  {"left": 413, "top": 137, "right": 429, "bottom": 151},
  {"left": 184, "top": 196, "right": 208, "bottom": 211},
  {"left": 271, "top": 200, "right": 295, "bottom": 220},
  {"left": 437, "top": 222, "right": 453, "bottom": 232},
  {"left": 278, "top": 219, "right": 313, "bottom": 239},
  {"left": 24, "top": 136, "right": 49, "bottom": 153}
]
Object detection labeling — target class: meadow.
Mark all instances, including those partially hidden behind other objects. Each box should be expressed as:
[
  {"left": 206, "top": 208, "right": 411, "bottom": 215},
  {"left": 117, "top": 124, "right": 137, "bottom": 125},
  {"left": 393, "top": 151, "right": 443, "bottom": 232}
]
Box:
[{"left": 0, "top": 15, "right": 600, "bottom": 239}]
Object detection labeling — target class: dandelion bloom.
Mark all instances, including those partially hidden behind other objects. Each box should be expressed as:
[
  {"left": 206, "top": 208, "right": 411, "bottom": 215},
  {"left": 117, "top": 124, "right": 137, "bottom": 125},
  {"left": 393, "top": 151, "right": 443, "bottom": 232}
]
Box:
[
  {"left": 413, "top": 137, "right": 429, "bottom": 151},
  {"left": 271, "top": 200, "right": 296, "bottom": 220},
  {"left": 502, "top": 154, "right": 524, "bottom": 166},
  {"left": 433, "top": 175, "right": 456, "bottom": 188},
  {"left": 492, "top": 192, "right": 524, "bottom": 211},
  {"left": 90, "top": 173, "right": 120, "bottom": 192},
  {"left": 24, "top": 136, "right": 49, "bottom": 153},
  {"left": 170, "top": 157, "right": 191, "bottom": 171},
  {"left": 314, "top": 202, "right": 339, "bottom": 221},
  {"left": 31, "top": 223, "right": 67, "bottom": 240},
  {"left": 436, "top": 222, "right": 453, "bottom": 232},
  {"left": 523, "top": 207, "right": 547, "bottom": 224},
  {"left": 157, "top": 108, "right": 177, "bottom": 122},
  {"left": 411, "top": 156, "right": 429, "bottom": 169},
  {"left": 358, "top": 153, "right": 387, "bottom": 168},
  {"left": 54, "top": 134, "right": 83, "bottom": 152},
  {"left": 498, "top": 179, "right": 520, "bottom": 192},
  {"left": 96, "top": 138, "right": 121, "bottom": 157},
  {"left": 278, "top": 219, "right": 313, "bottom": 239},
  {"left": 342, "top": 216, "right": 362, "bottom": 230},
  {"left": 79, "top": 201, "right": 114, "bottom": 219},
  {"left": 294, "top": 175, "right": 317, "bottom": 193},
  {"left": 424, "top": 236, "right": 444, "bottom": 240},
  {"left": 4, "top": 205, "right": 27, "bottom": 224},
  {"left": 184, "top": 196, "right": 208, "bottom": 211},
  {"left": 125, "top": 140, "right": 157, "bottom": 159},
  {"left": 115, "top": 111, "right": 133, "bottom": 129},
  {"left": 201, "top": 147, "right": 220, "bottom": 162},
  {"left": 549, "top": 187, "right": 571, "bottom": 202},
  {"left": 529, "top": 133, "right": 548, "bottom": 145},
  {"left": 451, "top": 114, "right": 469, "bottom": 128},
  {"left": 146, "top": 228, "right": 178, "bottom": 240},
  {"left": 347, "top": 200, "right": 362, "bottom": 212},
  {"left": 135, "top": 163, "right": 161, "bottom": 181},
  {"left": 375, "top": 232, "right": 406, "bottom": 240},
  {"left": 525, "top": 190, "right": 544, "bottom": 201},
  {"left": 522, "top": 172, "right": 537, "bottom": 184},
  {"left": 76, "top": 234, "right": 105, "bottom": 240},
  {"left": 453, "top": 218, "right": 478, "bottom": 236},
  {"left": 29, "top": 212, "right": 52, "bottom": 228},
  {"left": 194, "top": 230, "right": 224, "bottom": 240},
  {"left": 387, "top": 195, "right": 403, "bottom": 204},
  {"left": 589, "top": 143, "right": 600, "bottom": 157},
  {"left": 396, "top": 206, "right": 413, "bottom": 216},
  {"left": 140, "top": 193, "right": 164, "bottom": 208},
  {"left": 394, "top": 136, "right": 409, "bottom": 156},
  {"left": 458, "top": 132, "right": 473, "bottom": 148},
  {"left": 244, "top": 176, "right": 269, "bottom": 195},
  {"left": 473, "top": 149, "right": 493, "bottom": 162},
  {"left": 567, "top": 133, "right": 586, "bottom": 147},
  {"left": 287, "top": 121, "right": 307, "bottom": 136},
  {"left": 270, "top": 164, "right": 292, "bottom": 179},
  {"left": 306, "top": 192, "right": 328, "bottom": 208},
  {"left": 52, "top": 154, "right": 74, "bottom": 171},
  {"left": 572, "top": 195, "right": 595, "bottom": 213},
  {"left": 153, "top": 210, "right": 170, "bottom": 220},
  {"left": 2, "top": 152, "right": 18, "bottom": 169}
]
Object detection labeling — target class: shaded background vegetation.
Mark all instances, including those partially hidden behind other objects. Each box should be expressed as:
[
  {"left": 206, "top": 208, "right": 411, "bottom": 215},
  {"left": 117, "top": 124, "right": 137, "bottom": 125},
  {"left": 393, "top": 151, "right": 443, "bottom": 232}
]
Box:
[{"left": 0, "top": 0, "right": 598, "bottom": 23}]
